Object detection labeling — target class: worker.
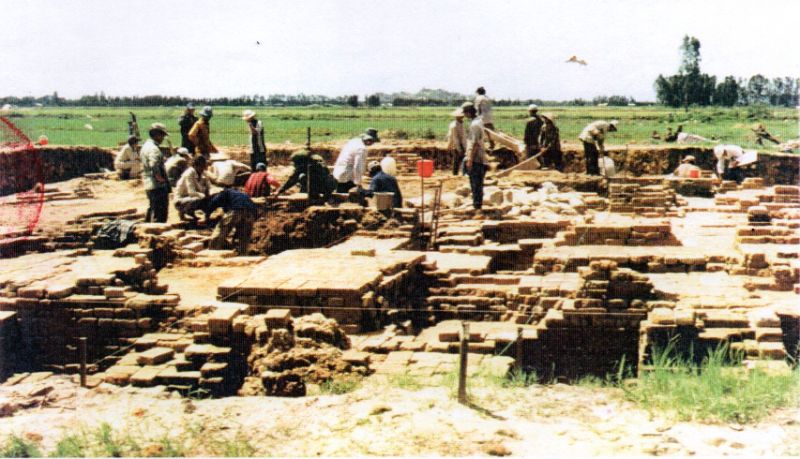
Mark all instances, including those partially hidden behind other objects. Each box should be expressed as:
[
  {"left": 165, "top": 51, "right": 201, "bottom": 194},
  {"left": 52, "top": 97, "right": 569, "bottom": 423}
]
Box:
[
  {"left": 206, "top": 188, "right": 258, "bottom": 255},
  {"left": 523, "top": 104, "right": 543, "bottom": 159},
  {"left": 140, "top": 123, "right": 171, "bottom": 223},
  {"left": 362, "top": 161, "right": 403, "bottom": 208},
  {"left": 165, "top": 147, "right": 191, "bottom": 187},
  {"left": 188, "top": 106, "right": 218, "bottom": 158},
  {"left": 463, "top": 102, "right": 489, "bottom": 212},
  {"left": 446, "top": 105, "right": 467, "bottom": 175},
  {"left": 178, "top": 103, "right": 198, "bottom": 151},
  {"left": 274, "top": 150, "right": 336, "bottom": 203},
  {"left": 244, "top": 162, "right": 280, "bottom": 198},
  {"left": 714, "top": 144, "right": 748, "bottom": 183},
  {"left": 664, "top": 126, "right": 680, "bottom": 142},
  {"left": 207, "top": 152, "right": 251, "bottom": 188},
  {"left": 539, "top": 114, "right": 564, "bottom": 172},
  {"left": 474, "top": 86, "right": 495, "bottom": 149},
  {"left": 333, "top": 128, "right": 379, "bottom": 193},
  {"left": 380, "top": 151, "right": 397, "bottom": 176},
  {"left": 174, "top": 154, "right": 211, "bottom": 222},
  {"left": 578, "top": 120, "right": 618, "bottom": 175},
  {"left": 651, "top": 130, "right": 661, "bottom": 140},
  {"left": 752, "top": 123, "right": 780, "bottom": 146},
  {"left": 114, "top": 135, "right": 141, "bottom": 179},
  {"left": 672, "top": 155, "right": 701, "bottom": 178},
  {"left": 242, "top": 109, "right": 267, "bottom": 169}
]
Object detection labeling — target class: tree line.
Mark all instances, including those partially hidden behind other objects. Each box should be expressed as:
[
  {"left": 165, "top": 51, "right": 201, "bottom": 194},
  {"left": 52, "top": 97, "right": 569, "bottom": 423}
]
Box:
[{"left": 654, "top": 36, "right": 798, "bottom": 108}]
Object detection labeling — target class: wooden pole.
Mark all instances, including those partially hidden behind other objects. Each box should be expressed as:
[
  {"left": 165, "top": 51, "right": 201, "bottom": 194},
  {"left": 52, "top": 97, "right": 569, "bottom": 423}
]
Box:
[
  {"left": 79, "top": 337, "right": 87, "bottom": 387},
  {"left": 458, "top": 321, "right": 469, "bottom": 404},
  {"left": 515, "top": 326, "right": 524, "bottom": 373}
]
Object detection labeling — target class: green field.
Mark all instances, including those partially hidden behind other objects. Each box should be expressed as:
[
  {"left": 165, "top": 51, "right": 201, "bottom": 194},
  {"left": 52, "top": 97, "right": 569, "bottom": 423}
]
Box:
[{"left": 4, "top": 105, "right": 798, "bottom": 151}]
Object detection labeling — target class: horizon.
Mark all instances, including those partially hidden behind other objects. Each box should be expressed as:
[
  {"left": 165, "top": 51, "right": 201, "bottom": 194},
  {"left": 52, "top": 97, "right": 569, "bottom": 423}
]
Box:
[{"left": 2, "top": 0, "right": 799, "bottom": 101}]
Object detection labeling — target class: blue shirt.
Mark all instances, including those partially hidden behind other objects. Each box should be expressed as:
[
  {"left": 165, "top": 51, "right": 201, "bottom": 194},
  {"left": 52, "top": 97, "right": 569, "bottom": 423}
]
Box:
[
  {"left": 207, "top": 188, "right": 257, "bottom": 214},
  {"left": 368, "top": 171, "right": 403, "bottom": 208}
]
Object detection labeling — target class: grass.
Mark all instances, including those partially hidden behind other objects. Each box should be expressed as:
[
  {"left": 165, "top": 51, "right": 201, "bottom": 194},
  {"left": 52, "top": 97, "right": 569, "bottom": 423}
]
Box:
[
  {"left": 319, "top": 375, "right": 362, "bottom": 395},
  {"left": 623, "top": 340, "right": 800, "bottom": 423},
  {"left": 4, "top": 105, "right": 797, "bottom": 150},
  {"left": 0, "top": 436, "right": 42, "bottom": 458}
]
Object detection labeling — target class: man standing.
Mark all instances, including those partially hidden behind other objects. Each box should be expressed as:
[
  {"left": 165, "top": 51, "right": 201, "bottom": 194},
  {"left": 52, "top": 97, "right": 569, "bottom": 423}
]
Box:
[
  {"left": 463, "top": 103, "right": 489, "bottom": 212},
  {"left": 523, "top": 104, "right": 544, "bottom": 159},
  {"left": 274, "top": 150, "right": 336, "bottom": 203},
  {"left": 540, "top": 114, "right": 564, "bottom": 172},
  {"left": 174, "top": 154, "right": 211, "bottom": 222},
  {"left": 242, "top": 110, "right": 267, "bottom": 169},
  {"left": 333, "top": 128, "right": 379, "bottom": 193},
  {"left": 446, "top": 106, "right": 467, "bottom": 175},
  {"left": 578, "top": 120, "right": 618, "bottom": 175},
  {"left": 188, "top": 106, "right": 218, "bottom": 158},
  {"left": 178, "top": 103, "right": 198, "bottom": 151},
  {"left": 114, "top": 135, "right": 141, "bottom": 179},
  {"left": 474, "top": 87, "right": 495, "bottom": 149},
  {"left": 140, "top": 123, "right": 171, "bottom": 223},
  {"left": 206, "top": 188, "right": 258, "bottom": 255},
  {"left": 244, "top": 162, "right": 280, "bottom": 198},
  {"left": 363, "top": 161, "right": 403, "bottom": 208}
]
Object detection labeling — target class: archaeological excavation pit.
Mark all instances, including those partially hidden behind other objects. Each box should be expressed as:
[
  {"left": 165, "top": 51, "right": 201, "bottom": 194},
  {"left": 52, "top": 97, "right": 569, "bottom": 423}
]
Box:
[{"left": 1, "top": 142, "right": 799, "bottom": 397}]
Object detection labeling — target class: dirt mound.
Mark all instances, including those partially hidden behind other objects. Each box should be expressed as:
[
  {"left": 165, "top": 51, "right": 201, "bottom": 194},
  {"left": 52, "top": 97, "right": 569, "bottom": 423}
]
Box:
[
  {"left": 249, "top": 204, "right": 392, "bottom": 255},
  {"left": 240, "top": 313, "right": 366, "bottom": 397}
]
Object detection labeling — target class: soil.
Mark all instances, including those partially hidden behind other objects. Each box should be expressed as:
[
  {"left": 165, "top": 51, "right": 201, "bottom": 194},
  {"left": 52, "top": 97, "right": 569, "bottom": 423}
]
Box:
[
  {"left": 2, "top": 374, "right": 799, "bottom": 456},
  {"left": 248, "top": 204, "right": 393, "bottom": 255}
]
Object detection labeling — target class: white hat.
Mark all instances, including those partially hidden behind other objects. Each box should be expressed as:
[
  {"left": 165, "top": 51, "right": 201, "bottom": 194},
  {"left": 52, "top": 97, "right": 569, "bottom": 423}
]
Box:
[
  {"left": 176, "top": 147, "right": 190, "bottom": 156},
  {"left": 242, "top": 109, "right": 256, "bottom": 120},
  {"left": 528, "top": 104, "right": 538, "bottom": 111},
  {"left": 450, "top": 108, "right": 464, "bottom": 117}
]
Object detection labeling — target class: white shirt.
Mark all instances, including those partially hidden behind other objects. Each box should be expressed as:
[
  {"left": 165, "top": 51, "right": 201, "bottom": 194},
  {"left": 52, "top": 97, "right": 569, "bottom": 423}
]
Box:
[
  {"left": 333, "top": 137, "right": 368, "bottom": 185},
  {"left": 474, "top": 95, "right": 493, "bottom": 124},
  {"left": 578, "top": 121, "right": 613, "bottom": 144},
  {"left": 114, "top": 144, "right": 141, "bottom": 176},
  {"left": 380, "top": 156, "right": 397, "bottom": 176},
  {"left": 209, "top": 159, "right": 250, "bottom": 187},
  {"left": 175, "top": 167, "right": 209, "bottom": 200},
  {"left": 714, "top": 144, "right": 744, "bottom": 175},
  {"left": 466, "top": 118, "right": 489, "bottom": 165},
  {"left": 446, "top": 120, "right": 466, "bottom": 153}
]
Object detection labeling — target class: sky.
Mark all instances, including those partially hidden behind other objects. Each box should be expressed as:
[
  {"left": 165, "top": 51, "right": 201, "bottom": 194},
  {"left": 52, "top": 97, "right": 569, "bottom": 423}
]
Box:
[{"left": 1, "top": 0, "right": 798, "bottom": 101}]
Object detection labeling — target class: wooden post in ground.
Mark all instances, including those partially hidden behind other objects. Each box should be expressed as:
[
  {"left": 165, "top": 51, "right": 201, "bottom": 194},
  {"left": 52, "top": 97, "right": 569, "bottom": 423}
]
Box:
[
  {"left": 79, "top": 337, "right": 87, "bottom": 387},
  {"left": 515, "top": 326, "right": 524, "bottom": 373},
  {"left": 458, "top": 321, "right": 469, "bottom": 404}
]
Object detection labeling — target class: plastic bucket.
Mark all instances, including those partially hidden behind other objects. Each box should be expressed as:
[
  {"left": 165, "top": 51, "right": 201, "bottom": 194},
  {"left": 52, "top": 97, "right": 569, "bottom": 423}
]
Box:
[
  {"left": 689, "top": 169, "right": 700, "bottom": 178},
  {"left": 374, "top": 192, "right": 394, "bottom": 210},
  {"left": 417, "top": 159, "right": 434, "bottom": 178}
]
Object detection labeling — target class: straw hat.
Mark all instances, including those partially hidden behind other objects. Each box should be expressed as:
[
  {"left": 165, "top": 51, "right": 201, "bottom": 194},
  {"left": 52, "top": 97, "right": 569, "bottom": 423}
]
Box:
[
  {"left": 149, "top": 123, "right": 168, "bottom": 135},
  {"left": 242, "top": 109, "right": 256, "bottom": 120},
  {"left": 527, "top": 104, "right": 538, "bottom": 112},
  {"left": 450, "top": 107, "right": 464, "bottom": 117},
  {"left": 682, "top": 155, "right": 696, "bottom": 163}
]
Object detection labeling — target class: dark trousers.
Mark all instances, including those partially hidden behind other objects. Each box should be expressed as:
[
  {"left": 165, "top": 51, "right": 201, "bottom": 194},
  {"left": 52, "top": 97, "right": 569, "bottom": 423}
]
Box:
[
  {"left": 723, "top": 167, "right": 744, "bottom": 184},
  {"left": 336, "top": 181, "right": 356, "bottom": 193},
  {"left": 452, "top": 151, "right": 464, "bottom": 175},
  {"left": 146, "top": 188, "right": 169, "bottom": 223},
  {"left": 583, "top": 142, "right": 600, "bottom": 175},
  {"left": 468, "top": 162, "right": 487, "bottom": 210},
  {"left": 542, "top": 148, "right": 564, "bottom": 172},
  {"left": 251, "top": 152, "right": 267, "bottom": 170}
]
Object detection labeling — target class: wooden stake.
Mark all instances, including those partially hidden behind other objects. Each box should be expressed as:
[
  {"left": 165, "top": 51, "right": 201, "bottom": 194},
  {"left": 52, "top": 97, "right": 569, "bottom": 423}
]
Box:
[
  {"left": 458, "top": 321, "right": 469, "bottom": 404},
  {"left": 515, "top": 326, "right": 524, "bottom": 372},
  {"left": 79, "top": 337, "right": 87, "bottom": 387}
]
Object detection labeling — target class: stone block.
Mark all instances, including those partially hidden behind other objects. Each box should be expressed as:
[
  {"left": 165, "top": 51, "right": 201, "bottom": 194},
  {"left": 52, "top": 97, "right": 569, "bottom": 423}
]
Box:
[
  {"left": 137, "top": 347, "right": 174, "bottom": 366},
  {"left": 264, "top": 309, "right": 292, "bottom": 329}
]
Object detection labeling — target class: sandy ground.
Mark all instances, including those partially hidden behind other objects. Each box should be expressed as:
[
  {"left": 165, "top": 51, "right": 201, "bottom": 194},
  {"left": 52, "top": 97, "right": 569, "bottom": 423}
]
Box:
[{"left": 1, "top": 375, "right": 799, "bottom": 457}]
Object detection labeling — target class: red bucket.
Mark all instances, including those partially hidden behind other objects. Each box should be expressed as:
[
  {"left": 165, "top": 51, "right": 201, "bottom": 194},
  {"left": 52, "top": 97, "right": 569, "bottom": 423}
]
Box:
[
  {"left": 417, "top": 159, "right": 434, "bottom": 178},
  {"left": 689, "top": 169, "right": 700, "bottom": 178}
]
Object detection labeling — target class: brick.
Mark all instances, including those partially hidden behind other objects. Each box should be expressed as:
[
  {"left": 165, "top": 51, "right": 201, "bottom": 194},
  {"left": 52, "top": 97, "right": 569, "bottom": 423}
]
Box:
[
  {"left": 137, "top": 347, "right": 174, "bottom": 365},
  {"left": 130, "top": 367, "right": 162, "bottom": 387},
  {"left": 755, "top": 328, "right": 783, "bottom": 343},
  {"left": 264, "top": 308, "right": 292, "bottom": 329}
]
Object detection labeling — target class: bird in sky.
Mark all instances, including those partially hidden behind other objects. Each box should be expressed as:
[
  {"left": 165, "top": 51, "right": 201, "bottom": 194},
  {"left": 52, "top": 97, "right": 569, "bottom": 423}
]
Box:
[
  {"left": 256, "top": 41, "right": 261, "bottom": 45},
  {"left": 566, "top": 55, "right": 587, "bottom": 65}
]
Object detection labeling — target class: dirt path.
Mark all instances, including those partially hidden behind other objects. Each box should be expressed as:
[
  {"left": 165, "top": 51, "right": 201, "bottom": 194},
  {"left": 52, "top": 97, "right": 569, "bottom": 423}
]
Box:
[{"left": 2, "top": 375, "right": 798, "bottom": 457}]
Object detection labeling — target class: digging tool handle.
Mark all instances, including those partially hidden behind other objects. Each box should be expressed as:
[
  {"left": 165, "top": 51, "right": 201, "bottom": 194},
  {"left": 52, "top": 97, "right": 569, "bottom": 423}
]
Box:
[
  {"left": 458, "top": 322, "right": 469, "bottom": 403},
  {"left": 515, "top": 327, "right": 523, "bottom": 372}
]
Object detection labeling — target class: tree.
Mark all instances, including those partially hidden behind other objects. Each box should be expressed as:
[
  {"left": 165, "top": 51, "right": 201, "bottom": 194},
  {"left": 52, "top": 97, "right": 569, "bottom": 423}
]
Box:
[
  {"left": 713, "top": 76, "right": 739, "bottom": 106},
  {"left": 346, "top": 95, "right": 359, "bottom": 107},
  {"left": 653, "top": 36, "right": 715, "bottom": 108},
  {"left": 747, "top": 74, "right": 770, "bottom": 105},
  {"left": 679, "top": 36, "right": 701, "bottom": 74},
  {"left": 366, "top": 94, "right": 380, "bottom": 107}
]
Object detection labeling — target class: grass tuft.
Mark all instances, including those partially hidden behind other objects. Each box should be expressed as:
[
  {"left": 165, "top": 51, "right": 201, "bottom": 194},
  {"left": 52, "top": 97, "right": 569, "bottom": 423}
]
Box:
[
  {"left": 0, "top": 436, "right": 42, "bottom": 458},
  {"left": 319, "top": 376, "right": 362, "bottom": 395},
  {"left": 624, "top": 341, "right": 800, "bottom": 423}
]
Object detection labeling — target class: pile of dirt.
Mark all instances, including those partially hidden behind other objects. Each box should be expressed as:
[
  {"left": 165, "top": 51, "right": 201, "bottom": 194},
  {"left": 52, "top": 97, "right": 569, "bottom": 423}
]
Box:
[
  {"left": 239, "top": 313, "right": 367, "bottom": 397},
  {"left": 249, "top": 204, "right": 393, "bottom": 255}
]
